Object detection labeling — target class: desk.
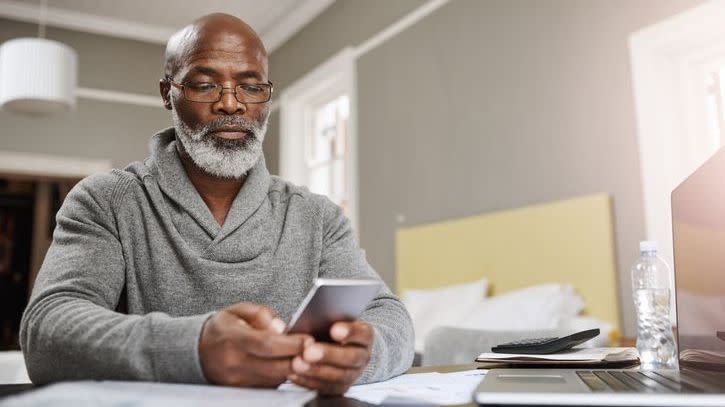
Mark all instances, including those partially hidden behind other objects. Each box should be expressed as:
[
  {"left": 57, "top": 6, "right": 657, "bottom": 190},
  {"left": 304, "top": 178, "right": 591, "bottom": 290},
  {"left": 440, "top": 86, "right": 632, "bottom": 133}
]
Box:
[{"left": 0, "top": 364, "right": 479, "bottom": 407}]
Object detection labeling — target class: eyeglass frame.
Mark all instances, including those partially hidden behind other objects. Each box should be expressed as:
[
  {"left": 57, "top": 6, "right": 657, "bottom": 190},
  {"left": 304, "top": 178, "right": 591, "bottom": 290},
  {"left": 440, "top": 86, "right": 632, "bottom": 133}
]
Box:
[{"left": 164, "top": 76, "right": 274, "bottom": 104}]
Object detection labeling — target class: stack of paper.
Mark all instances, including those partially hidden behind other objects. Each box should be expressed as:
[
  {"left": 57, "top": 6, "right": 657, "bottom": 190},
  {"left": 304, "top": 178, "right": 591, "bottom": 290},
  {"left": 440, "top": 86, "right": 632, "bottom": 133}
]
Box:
[
  {"left": 344, "top": 369, "right": 488, "bottom": 405},
  {"left": 2, "top": 381, "right": 316, "bottom": 407},
  {"left": 475, "top": 347, "right": 639, "bottom": 367},
  {"left": 680, "top": 348, "right": 725, "bottom": 365}
]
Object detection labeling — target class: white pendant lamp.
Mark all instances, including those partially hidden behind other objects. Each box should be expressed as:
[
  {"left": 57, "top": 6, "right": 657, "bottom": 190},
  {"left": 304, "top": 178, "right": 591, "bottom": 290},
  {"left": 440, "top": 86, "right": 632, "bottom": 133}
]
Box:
[{"left": 0, "top": 1, "right": 77, "bottom": 115}]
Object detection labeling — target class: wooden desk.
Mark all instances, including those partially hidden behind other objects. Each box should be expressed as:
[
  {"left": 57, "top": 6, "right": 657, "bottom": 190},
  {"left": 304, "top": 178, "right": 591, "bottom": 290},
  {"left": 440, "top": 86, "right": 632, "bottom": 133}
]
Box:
[{"left": 0, "top": 383, "right": 34, "bottom": 399}]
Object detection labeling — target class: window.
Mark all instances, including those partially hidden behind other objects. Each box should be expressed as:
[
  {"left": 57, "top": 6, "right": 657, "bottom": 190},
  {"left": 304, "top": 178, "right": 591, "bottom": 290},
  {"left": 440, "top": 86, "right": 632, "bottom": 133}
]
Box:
[
  {"left": 280, "top": 48, "right": 358, "bottom": 233},
  {"left": 706, "top": 67, "right": 725, "bottom": 145},
  {"left": 308, "top": 95, "right": 350, "bottom": 211}
]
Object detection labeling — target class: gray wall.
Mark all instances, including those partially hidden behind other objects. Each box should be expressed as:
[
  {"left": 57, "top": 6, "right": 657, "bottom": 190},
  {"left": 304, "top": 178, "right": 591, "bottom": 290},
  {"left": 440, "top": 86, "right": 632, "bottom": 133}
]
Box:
[
  {"left": 266, "top": 0, "right": 424, "bottom": 174},
  {"left": 268, "top": 0, "right": 702, "bottom": 335},
  {"left": 268, "top": 0, "right": 425, "bottom": 94}
]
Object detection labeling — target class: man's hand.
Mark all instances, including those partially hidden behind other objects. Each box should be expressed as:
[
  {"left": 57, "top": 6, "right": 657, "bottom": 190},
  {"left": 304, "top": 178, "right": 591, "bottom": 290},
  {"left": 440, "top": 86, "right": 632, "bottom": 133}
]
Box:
[
  {"left": 199, "top": 303, "right": 310, "bottom": 387},
  {"left": 289, "top": 320, "right": 373, "bottom": 395}
]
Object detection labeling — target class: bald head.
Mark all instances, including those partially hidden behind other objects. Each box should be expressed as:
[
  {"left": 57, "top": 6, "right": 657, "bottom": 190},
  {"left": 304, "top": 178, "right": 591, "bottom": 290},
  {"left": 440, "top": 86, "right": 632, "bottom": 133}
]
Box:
[{"left": 164, "top": 13, "right": 267, "bottom": 80}]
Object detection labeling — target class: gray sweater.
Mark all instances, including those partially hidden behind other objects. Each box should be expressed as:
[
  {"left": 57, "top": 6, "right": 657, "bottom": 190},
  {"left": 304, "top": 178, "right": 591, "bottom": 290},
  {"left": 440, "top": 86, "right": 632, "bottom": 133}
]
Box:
[{"left": 19, "top": 128, "right": 414, "bottom": 385}]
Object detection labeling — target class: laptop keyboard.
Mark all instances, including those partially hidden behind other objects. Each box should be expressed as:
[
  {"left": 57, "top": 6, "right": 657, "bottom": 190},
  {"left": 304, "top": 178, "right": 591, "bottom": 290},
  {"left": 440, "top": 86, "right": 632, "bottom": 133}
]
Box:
[{"left": 576, "top": 370, "right": 725, "bottom": 393}]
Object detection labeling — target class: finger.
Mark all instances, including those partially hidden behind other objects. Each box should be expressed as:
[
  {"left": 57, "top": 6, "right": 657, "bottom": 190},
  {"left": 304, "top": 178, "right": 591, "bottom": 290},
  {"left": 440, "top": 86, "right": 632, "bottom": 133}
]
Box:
[
  {"left": 208, "top": 346, "right": 294, "bottom": 388},
  {"left": 291, "top": 356, "right": 359, "bottom": 384},
  {"left": 239, "top": 328, "right": 307, "bottom": 358},
  {"left": 330, "top": 321, "right": 373, "bottom": 347},
  {"left": 236, "top": 356, "right": 294, "bottom": 386},
  {"left": 297, "top": 334, "right": 316, "bottom": 349},
  {"left": 289, "top": 373, "right": 351, "bottom": 396},
  {"left": 302, "top": 342, "right": 370, "bottom": 369},
  {"left": 225, "top": 303, "right": 284, "bottom": 332}
]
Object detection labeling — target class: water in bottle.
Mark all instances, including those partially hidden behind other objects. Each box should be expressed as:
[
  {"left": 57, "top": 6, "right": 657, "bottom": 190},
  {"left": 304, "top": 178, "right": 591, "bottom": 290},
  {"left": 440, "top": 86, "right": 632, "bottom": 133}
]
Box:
[{"left": 631, "top": 241, "right": 677, "bottom": 370}]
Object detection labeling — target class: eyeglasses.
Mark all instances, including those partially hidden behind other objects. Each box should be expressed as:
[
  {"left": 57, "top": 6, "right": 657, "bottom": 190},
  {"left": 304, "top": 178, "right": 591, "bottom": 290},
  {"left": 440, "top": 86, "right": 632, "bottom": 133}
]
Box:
[{"left": 165, "top": 76, "right": 273, "bottom": 104}]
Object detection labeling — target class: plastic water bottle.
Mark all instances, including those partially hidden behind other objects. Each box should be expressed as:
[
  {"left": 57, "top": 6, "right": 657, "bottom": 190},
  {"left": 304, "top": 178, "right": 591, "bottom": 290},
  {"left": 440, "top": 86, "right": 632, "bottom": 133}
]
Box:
[{"left": 631, "top": 241, "right": 677, "bottom": 370}]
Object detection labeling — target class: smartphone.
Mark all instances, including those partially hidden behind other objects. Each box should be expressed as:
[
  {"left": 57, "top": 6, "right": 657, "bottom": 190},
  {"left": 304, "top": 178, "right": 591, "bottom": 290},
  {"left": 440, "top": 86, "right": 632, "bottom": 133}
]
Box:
[{"left": 286, "top": 278, "right": 382, "bottom": 341}]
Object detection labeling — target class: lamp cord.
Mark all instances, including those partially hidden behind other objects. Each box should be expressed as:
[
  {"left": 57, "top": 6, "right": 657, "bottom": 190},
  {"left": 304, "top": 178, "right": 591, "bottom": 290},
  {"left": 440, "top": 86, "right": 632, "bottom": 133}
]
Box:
[{"left": 37, "top": 0, "right": 47, "bottom": 39}]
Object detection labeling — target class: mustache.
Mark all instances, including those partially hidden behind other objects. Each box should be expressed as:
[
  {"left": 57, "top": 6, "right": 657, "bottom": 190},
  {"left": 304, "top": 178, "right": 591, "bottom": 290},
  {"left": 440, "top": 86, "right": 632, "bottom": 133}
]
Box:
[{"left": 203, "top": 116, "right": 262, "bottom": 135}]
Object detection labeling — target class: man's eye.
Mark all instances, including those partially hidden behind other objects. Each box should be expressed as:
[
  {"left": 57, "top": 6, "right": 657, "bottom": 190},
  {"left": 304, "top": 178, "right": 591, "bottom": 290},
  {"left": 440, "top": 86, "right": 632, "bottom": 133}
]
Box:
[
  {"left": 188, "top": 83, "right": 216, "bottom": 92},
  {"left": 240, "top": 84, "right": 263, "bottom": 94}
]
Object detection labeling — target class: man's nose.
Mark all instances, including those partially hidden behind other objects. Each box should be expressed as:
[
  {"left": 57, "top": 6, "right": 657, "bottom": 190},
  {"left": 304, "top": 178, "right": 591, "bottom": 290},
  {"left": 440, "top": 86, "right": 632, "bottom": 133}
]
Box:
[{"left": 213, "top": 88, "right": 246, "bottom": 115}]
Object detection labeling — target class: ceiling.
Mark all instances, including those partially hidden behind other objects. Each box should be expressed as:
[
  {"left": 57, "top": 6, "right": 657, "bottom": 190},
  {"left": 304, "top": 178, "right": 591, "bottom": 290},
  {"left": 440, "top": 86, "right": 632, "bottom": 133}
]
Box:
[{"left": 0, "top": 0, "right": 335, "bottom": 52}]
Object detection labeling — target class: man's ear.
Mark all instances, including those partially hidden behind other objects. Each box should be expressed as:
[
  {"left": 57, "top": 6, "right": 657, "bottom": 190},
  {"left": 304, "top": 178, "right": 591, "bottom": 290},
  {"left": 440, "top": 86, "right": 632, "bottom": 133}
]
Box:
[{"left": 159, "top": 79, "right": 172, "bottom": 110}]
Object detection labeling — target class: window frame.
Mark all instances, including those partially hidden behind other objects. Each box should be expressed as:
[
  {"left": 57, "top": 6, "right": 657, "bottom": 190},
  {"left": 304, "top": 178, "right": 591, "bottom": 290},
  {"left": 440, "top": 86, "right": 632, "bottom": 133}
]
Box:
[{"left": 279, "top": 48, "right": 359, "bottom": 235}]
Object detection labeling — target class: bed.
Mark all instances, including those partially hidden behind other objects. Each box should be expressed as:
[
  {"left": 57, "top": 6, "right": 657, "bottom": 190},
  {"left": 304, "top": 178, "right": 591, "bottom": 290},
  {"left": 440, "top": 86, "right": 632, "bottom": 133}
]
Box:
[{"left": 395, "top": 193, "right": 622, "bottom": 364}]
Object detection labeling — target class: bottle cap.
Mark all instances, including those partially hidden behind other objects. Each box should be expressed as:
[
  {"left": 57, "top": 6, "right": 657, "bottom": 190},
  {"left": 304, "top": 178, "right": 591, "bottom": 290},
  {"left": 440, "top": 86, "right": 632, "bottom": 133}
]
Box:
[{"left": 640, "top": 240, "right": 658, "bottom": 253}]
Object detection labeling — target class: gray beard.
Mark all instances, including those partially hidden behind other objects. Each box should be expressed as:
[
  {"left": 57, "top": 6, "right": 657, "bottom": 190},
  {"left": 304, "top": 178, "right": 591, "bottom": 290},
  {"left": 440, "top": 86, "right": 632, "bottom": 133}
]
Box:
[{"left": 171, "top": 108, "right": 268, "bottom": 179}]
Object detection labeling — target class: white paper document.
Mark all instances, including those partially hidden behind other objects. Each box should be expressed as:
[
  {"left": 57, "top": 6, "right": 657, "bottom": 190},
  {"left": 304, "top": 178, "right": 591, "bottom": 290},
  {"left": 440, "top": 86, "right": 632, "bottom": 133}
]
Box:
[
  {"left": 344, "top": 369, "right": 487, "bottom": 405},
  {"left": 0, "top": 380, "right": 316, "bottom": 407}
]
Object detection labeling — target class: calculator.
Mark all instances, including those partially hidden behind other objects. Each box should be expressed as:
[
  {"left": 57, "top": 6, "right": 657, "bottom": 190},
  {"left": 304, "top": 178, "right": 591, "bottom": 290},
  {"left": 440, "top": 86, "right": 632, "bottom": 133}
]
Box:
[{"left": 490, "top": 328, "right": 600, "bottom": 354}]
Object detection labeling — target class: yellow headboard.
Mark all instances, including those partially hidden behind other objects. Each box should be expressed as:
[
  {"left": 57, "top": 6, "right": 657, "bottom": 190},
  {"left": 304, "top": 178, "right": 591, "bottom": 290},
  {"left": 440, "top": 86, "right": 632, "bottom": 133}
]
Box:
[{"left": 395, "top": 193, "right": 621, "bottom": 331}]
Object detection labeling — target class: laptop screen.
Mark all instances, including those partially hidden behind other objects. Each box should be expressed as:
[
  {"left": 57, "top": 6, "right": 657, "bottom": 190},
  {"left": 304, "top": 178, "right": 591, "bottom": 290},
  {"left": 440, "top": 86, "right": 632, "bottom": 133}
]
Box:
[{"left": 672, "top": 147, "right": 725, "bottom": 371}]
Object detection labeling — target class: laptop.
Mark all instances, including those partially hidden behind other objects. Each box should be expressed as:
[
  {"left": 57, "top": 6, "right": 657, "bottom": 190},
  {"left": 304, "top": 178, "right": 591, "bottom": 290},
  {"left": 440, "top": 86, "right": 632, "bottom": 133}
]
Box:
[{"left": 474, "top": 147, "right": 725, "bottom": 406}]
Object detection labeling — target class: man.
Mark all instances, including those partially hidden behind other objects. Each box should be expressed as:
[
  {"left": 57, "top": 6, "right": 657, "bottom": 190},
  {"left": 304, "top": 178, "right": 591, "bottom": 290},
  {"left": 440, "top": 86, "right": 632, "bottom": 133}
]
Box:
[{"left": 19, "top": 13, "right": 414, "bottom": 395}]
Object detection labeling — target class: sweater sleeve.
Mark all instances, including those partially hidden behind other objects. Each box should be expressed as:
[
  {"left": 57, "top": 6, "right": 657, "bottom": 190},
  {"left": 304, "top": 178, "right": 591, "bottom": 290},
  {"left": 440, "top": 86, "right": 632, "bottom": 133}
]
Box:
[
  {"left": 315, "top": 196, "right": 415, "bottom": 384},
  {"left": 19, "top": 173, "right": 210, "bottom": 384}
]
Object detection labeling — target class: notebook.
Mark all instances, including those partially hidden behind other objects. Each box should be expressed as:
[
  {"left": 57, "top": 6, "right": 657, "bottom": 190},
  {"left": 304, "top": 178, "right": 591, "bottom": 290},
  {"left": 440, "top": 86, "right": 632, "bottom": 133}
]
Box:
[{"left": 475, "top": 347, "right": 639, "bottom": 368}]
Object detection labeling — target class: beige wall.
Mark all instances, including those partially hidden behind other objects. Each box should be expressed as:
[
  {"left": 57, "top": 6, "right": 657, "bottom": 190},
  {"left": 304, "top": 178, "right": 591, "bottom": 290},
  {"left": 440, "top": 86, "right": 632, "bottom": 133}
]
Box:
[
  {"left": 267, "top": 0, "right": 702, "bottom": 335},
  {"left": 0, "top": 18, "right": 171, "bottom": 167}
]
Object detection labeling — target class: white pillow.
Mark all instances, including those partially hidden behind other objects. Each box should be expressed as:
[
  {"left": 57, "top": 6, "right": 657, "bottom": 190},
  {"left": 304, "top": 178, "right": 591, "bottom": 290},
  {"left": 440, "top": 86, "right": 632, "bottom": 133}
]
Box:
[
  {"left": 402, "top": 278, "right": 489, "bottom": 353},
  {"left": 560, "top": 284, "right": 585, "bottom": 321},
  {"left": 452, "top": 283, "right": 584, "bottom": 332}
]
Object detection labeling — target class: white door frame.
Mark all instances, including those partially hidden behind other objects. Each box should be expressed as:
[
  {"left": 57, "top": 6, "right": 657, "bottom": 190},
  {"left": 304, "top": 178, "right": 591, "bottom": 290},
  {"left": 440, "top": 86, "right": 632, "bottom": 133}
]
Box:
[{"left": 630, "top": 0, "right": 725, "bottom": 268}]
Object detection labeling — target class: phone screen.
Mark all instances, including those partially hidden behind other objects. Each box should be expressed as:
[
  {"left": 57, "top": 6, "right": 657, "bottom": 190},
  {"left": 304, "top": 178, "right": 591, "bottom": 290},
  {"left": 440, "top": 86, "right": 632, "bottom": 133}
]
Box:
[{"left": 287, "top": 279, "right": 382, "bottom": 341}]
